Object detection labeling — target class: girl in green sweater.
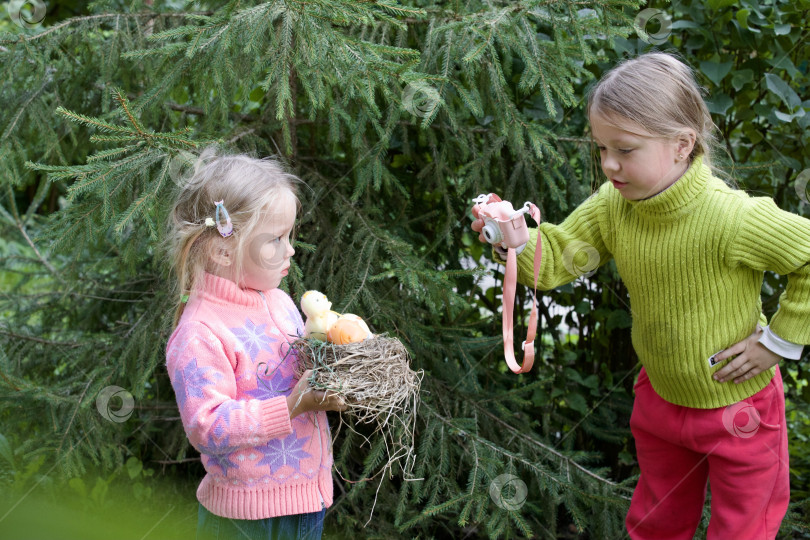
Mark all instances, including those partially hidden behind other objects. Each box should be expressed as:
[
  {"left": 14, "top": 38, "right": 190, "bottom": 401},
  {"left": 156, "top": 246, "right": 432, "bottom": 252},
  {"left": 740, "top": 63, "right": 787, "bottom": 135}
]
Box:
[{"left": 472, "top": 52, "right": 810, "bottom": 539}]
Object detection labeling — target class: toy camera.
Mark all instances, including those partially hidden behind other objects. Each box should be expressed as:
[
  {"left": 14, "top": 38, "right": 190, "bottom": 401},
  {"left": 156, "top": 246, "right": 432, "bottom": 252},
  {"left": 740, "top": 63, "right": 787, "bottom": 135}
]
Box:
[
  {"left": 470, "top": 193, "right": 543, "bottom": 375},
  {"left": 472, "top": 194, "right": 531, "bottom": 254}
]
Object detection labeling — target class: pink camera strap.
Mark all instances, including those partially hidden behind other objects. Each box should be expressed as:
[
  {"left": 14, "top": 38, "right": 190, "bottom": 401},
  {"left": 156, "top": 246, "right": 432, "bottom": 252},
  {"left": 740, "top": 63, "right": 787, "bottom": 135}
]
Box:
[{"left": 502, "top": 203, "right": 542, "bottom": 374}]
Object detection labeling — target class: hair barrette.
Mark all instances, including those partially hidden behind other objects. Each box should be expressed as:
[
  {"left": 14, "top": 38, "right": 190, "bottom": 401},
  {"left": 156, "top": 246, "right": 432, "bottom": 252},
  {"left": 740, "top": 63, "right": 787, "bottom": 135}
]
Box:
[{"left": 213, "top": 200, "right": 233, "bottom": 238}]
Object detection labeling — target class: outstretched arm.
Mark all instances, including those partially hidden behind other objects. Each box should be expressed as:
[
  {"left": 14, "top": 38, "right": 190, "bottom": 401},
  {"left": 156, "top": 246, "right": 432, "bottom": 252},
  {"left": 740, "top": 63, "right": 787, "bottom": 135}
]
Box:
[{"left": 471, "top": 183, "right": 614, "bottom": 290}]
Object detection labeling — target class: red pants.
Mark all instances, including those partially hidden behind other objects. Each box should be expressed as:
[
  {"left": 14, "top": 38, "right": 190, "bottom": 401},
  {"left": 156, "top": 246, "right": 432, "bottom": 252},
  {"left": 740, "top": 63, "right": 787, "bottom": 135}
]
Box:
[{"left": 626, "top": 366, "right": 789, "bottom": 540}]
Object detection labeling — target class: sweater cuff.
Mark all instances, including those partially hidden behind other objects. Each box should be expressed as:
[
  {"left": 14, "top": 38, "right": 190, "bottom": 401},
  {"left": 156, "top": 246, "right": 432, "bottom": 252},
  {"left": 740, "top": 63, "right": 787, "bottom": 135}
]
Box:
[
  {"left": 758, "top": 325, "right": 804, "bottom": 360},
  {"left": 260, "top": 397, "right": 294, "bottom": 440}
]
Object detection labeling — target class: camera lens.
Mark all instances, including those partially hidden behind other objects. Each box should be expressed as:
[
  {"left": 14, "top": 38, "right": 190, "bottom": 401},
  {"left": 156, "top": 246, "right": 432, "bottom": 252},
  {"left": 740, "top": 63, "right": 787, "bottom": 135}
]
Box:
[{"left": 482, "top": 223, "right": 501, "bottom": 244}]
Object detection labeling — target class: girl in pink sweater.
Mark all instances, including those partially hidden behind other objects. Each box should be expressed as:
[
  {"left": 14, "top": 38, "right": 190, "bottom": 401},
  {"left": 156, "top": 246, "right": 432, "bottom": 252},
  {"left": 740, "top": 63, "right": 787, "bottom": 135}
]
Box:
[{"left": 165, "top": 150, "right": 346, "bottom": 540}]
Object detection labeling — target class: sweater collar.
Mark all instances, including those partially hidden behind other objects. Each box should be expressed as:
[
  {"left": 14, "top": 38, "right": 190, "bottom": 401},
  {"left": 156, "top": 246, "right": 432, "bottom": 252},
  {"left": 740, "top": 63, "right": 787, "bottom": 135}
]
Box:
[
  {"left": 198, "top": 272, "right": 265, "bottom": 309},
  {"left": 625, "top": 156, "right": 710, "bottom": 219}
]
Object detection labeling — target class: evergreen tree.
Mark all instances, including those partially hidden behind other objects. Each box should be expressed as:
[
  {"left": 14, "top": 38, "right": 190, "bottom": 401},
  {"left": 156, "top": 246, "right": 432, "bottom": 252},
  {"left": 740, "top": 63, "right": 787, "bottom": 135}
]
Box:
[{"left": 2, "top": 0, "right": 808, "bottom": 538}]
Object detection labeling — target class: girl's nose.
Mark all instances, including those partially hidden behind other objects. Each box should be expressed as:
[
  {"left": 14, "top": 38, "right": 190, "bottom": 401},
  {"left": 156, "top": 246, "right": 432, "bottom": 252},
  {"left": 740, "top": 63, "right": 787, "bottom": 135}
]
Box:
[
  {"left": 602, "top": 154, "right": 620, "bottom": 174},
  {"left": 286, "top": 241, "right": 295, "bottom": 258}
]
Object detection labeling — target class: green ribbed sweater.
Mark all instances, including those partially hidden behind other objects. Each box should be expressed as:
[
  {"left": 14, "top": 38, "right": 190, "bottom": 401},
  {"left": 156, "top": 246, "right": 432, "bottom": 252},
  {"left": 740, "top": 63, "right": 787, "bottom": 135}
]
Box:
[{"left": 511, "top": 157, "right": 810, "bottom": 408}]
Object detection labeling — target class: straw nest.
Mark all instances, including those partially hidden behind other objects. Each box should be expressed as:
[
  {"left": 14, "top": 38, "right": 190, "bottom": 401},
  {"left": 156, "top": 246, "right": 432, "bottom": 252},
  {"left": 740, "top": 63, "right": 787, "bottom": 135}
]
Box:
[{"left": 290, "top": 335, "right": 423, "bottom": 492}]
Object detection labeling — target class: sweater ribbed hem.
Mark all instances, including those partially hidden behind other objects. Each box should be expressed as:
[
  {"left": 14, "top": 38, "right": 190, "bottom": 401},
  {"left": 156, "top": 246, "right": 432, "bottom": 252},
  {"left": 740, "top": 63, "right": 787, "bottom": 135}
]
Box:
[
  {"left": 197, "top": 467, "right": 333, "bottom": 520},
  {"left": 645, "top": 364, "right": 775, "bottom": 409}
]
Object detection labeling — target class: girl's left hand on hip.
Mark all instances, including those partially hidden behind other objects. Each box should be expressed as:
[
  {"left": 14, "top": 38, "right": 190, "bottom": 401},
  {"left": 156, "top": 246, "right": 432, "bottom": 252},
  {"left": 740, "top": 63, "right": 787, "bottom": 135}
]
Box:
[{"left": 712, "top": 328, "right": 781, "bottom": 384}]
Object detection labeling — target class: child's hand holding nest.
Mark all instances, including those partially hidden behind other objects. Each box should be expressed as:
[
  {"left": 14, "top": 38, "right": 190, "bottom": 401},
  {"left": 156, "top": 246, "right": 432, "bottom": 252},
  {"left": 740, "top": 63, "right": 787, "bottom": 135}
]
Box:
[{"left": 286, "top": 369, "right": 348, "bottom": 419}]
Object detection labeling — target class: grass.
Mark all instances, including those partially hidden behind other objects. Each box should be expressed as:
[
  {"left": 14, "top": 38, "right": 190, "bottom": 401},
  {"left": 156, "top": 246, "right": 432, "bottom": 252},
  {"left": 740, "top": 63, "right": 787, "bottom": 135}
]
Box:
[{"left": 0, "top": 466, "right": 200, "bottom": 540}]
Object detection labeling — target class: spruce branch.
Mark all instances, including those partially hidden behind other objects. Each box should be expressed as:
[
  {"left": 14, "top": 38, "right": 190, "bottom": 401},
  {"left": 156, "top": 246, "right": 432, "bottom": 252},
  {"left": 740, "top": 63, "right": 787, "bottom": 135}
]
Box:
[
  {"left": 3, "top": 186, "right": 58, "bottom": 276},
  {"left": 0, "top": 11, "right": 214, "bottom": 45},
  {"left": 0, "top": 329, "right": 82, "bottom": 349},
  {"left": 473, "top": 402, "right": 629, "bottom": 492},
  {"left": 0, "top": 369, "right": 21, "bottom": 391},
  {"left": 55, "top": 107, "right": 134, "bottom": 136},
  {"left": 86, "top": 145, "right": 142, "bottom": 163},
  {"left": 57, "top": 377, "right": 92, "bottom": 443},
  {"left": 425, "top": 402, "right": 630, "bottom": 504},
  {"left": 110, "top": 88, "right": 148, "bottom": 137}
]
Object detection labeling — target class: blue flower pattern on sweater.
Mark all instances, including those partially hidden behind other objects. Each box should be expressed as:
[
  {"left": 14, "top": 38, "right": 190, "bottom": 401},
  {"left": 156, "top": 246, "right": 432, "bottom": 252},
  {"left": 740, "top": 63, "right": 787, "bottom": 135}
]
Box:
[
  {"left": 230, "top": 318, "right": 278, "bottom": 362},
  {"left": 200, "top": 401, "right": 248, "bottom": 455},
  {"left": 172, "top": 358, "right": 223, "bottom": 413},
  {"left": 257, "top": 432, "right": 312, "bottom": 473},
  {"left": 245, "top": 367, "right": 296, "bottom": 400}
]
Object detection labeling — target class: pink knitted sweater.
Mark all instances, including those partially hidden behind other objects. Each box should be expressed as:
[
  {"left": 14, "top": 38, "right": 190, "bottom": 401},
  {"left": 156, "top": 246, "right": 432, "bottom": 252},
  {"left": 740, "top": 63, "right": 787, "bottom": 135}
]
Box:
[{"left": 166, "top": 272, "right": 333, "bottom": 519}]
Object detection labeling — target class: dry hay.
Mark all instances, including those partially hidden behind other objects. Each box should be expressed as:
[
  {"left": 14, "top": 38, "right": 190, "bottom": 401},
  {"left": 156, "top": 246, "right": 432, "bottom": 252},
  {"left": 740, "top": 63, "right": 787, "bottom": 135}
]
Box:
[{"left": 290, "top": 334, "right": 423, "bottom": 522}]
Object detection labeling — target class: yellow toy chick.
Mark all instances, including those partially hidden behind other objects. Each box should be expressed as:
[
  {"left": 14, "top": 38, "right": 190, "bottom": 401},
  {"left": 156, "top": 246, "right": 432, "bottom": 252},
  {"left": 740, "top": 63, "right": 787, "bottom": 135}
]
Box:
[{"left": 301, "top": 291, "right": 339, "bottom": 341}]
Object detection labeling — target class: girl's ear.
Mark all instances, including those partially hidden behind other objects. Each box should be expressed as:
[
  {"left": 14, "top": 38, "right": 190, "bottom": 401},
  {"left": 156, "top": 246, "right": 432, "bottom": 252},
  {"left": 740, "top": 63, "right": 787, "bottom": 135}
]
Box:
[
  {"left": 208, "top": 239, "right": 233, "bottom": 268},
  {"left": 676, "top": 129, "right": 697, "bottom": 160}
]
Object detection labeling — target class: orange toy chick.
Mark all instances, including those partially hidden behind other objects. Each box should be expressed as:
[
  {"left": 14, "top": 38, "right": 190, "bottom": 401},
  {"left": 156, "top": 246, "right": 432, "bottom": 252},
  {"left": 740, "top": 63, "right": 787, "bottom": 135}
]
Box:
[{"left": 327, "top": 314, "right": 373, "bottom": 345}]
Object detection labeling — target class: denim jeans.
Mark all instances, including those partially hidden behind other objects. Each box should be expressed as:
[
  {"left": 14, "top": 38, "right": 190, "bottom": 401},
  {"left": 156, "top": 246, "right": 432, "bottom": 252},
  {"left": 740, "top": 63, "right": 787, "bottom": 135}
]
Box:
[{"left": 197, "top": 503, "right": 326, "bottom": 540}]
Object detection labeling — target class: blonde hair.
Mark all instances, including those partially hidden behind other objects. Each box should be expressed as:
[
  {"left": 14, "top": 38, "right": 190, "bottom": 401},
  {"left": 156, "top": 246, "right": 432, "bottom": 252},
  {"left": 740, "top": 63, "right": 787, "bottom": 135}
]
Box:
[
  {"left": 587, "top": 52, "right": 719, "bottom": 170},
  {"left": 165, "top": 147, "right": 301, "bottom": 327}
]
